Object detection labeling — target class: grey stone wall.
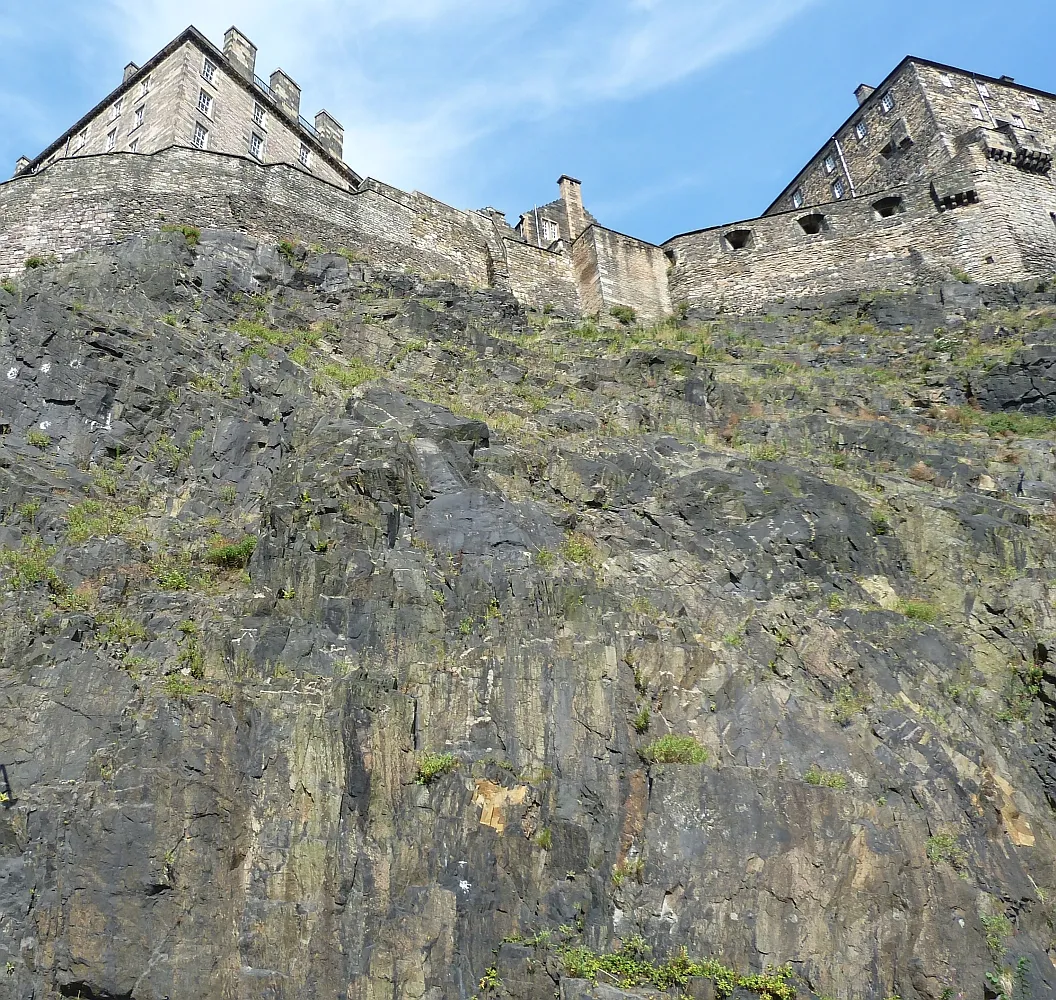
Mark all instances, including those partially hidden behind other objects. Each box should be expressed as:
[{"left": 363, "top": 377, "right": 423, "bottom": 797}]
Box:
[
  {"left": 0, "top": 147, "right": 582, "bottom": 313},
  {"left": 572, "top": 227, "right": 672, "bottom": 321}
]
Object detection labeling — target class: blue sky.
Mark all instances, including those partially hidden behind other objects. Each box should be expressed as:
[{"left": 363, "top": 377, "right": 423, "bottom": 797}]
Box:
[{"left": 3, "top": 0, "right": 1055, "bottom": 243}]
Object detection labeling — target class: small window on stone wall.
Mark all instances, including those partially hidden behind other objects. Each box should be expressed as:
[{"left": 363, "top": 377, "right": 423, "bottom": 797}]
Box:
[
  {"left": 542, "top": 219, "right": 560, "bottom": 244},
  {"left": 873, "top": 196, "right": 905, "bottom": 219},
  {"left": 832, "top": 178, "right": 845, "bottom": 199},
  {"left": 1030, "top": 96, "right": 1042, "bottom": 112},
  {"left": 823, "top": 153, "right": 836, "bottom": 174},
  {"left": 971, "top": 104, "right": 985, "bottom": 121},
  {"left": 940, "top": 72, "right": 953, "bottom": 87},
  {"left": 797, "top": 213, "right": 828, "bottom": 235},
  {"left": 792, "top": 188, "right": 804, "bottom": 209},
  {"left": 855, "top": 121, "right": 868, "bottom": 141},
  {"left": 880, "top": 91, "right": 895, "bottom": 113},
  {"left": 724, "top": 229, "right": 754, "bottom": 251}
]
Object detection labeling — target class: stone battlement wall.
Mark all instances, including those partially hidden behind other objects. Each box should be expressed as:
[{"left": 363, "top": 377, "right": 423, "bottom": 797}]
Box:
[
  {"left": 0, "top": 146, "right": 582, "bottom": 313},
  {"left": 663, "top": 173, "right": 1049, "bottom": 312},
  {"left": 572, "top": 226, "right": 672, "bottom": 321}
]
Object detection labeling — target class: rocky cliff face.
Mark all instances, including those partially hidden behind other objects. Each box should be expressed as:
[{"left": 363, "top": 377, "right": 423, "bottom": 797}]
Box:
[{"left": 1, "top": 232, "right": 1056, "bottom": 1000}]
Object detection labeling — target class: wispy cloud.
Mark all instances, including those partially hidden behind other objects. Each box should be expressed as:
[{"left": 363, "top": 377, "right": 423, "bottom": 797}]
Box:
[{"left": 99, "top": 0, "right": 818, "bottom": 196}]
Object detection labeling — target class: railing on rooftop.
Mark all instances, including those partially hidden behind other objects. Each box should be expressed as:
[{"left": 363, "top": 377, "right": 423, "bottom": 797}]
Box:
[{"left": 252, "top": 74, "right": 322, "bottom": 142}]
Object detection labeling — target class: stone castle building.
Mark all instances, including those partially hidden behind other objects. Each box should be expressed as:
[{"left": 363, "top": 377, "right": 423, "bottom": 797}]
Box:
[{"left": 5, "top": 29, "right": 1056, "bottom": 317}]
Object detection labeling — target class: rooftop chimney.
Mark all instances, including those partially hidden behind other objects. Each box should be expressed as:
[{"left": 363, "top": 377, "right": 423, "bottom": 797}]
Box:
[
  {"left": 558, "top": 175, "right": 587, "bottom": 240},
  {"left": 14, "top": 156, "right": 30, "bottom": 177},
  {"left": 1000, "top": 75, "right": 1015, "bottom": 83},
  {"left": 223, "top": 27, "right": 258, "bottom": 81},
  {"left": 269, "top": 69, "right": 301, "bottom": 119},
  {"left": 123, "top": 62, "right": 140, "bottom": 84},
  {"left": 314, "top": 111, "right": 344, "bottom": 159},
  {"left": 855, "top": 84, "right": 876, "bottom": 106}
]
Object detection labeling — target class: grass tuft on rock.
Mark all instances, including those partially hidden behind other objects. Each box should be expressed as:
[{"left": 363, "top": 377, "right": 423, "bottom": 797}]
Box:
[
  {"left": 205, "top": 535, "right": 258, "bottom": 570},
  {"left": 415, "top": 752, "right": 459, "bottom": 785},
  {"left": 639, "top": 734, "right": 708, "bottom": 765}
]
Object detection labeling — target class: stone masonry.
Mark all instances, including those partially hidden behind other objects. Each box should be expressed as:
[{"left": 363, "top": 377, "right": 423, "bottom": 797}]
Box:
[{"left": 7, "top": 33, "right": 1056, "bottom": 319}]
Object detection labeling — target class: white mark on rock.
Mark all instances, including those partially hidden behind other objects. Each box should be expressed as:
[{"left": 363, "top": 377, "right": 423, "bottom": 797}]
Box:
[
  {"left": 69, "top": 359, "right": 82, "bottom": 370},
  {"left": 458, "top": 860, "right": 468, "bottom": 868},
  {"left": 41, "top": 362, "right": 52, "bottom": 374},
  {"left": 39, "top": 421, "right": 51, "bottom": 431},
  {"left": 458, "top": 880, "right": 471, "bottom": 893},
  {"left": 6, "top": 367, "right": 17, "bottom": 380}
]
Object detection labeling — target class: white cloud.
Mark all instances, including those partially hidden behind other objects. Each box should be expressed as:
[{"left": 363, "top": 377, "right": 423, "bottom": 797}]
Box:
[{"left": 101, "top": 0, "right": 818, "bottom": 198}]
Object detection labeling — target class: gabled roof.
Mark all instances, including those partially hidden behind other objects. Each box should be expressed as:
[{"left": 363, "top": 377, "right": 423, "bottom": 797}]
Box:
[
  {"left": 23, "top": 25, "right": 361, "bottom": 186},
  {"left": 763, "top": 55, "right": 1056, "bottom": 215}
]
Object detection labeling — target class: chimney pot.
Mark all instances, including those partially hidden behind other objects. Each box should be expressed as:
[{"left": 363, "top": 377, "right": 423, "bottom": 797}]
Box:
[
  {"left": 855, "top": 84, "right": 876, "bottom": 106},
  {"left": 269, "top": 69, "right": 301, "bottom": 118},
  {"left": 558, "top": 175, "right": 587, "bottom": 240},
  {"left": 123, "top": 62, "right": 140, "bottom": 84},
  {"left": 223, "top": 26, "right": 258, "bottom": 81}
]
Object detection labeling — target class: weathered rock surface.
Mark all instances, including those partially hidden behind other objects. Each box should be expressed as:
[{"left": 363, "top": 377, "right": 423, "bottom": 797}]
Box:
[{"left": 1, "top": 231, "right": 1056, "bottom": 1000}]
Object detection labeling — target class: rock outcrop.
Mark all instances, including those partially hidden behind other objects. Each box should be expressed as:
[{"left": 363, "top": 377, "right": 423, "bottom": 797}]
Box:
[{"left": 1, "top": 231, "right": 1056, "bottom": 1000}]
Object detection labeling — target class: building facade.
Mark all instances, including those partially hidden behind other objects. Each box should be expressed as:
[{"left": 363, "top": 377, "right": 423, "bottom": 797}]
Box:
[
  {"left": 15, "top": 26, "right": 359, "bottom": 191},
  {"left": 6, "top": 40, "right": 1056, "bottom": 319}
]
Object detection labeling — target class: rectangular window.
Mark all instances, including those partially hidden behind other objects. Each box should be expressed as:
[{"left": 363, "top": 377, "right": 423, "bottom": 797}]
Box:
[
  {"left": 109, "top": 98, "right": 123, "bottom": 122},
  {"left": 202, "top": 57, "right": 217, "bottom": 83},
  {"left": 249, "top": 132, "right": 265, "bottom": 159},
  {"left": 198, "top": 89, "right": 213, "bottom": 116},
  {"left": 792, "top": 188, "right": 804, "bottom": 209},
  {"left": 823, "top": 153, "right": 836, "bottom": 174},
  {"left": 977, "top": 81, "right": 990, "bottom": 98},
  {"left": 299, "top": 144, "right": 311, "bottom": 168},
  {"left": 1012, "top": 114, "right": 1025, "bottom": 128},
  {"left": 140, "top": 77, "right": 151, "bottom": 98},
  {"left": 1029, "top": 95, "right": 1041, "bottom": 111},
  {"left": 133, "top": 106, "right": 145, "bottom": 129},
  {"left": 832, "top": 178, "right": 845, "bottom": 199},
  {"left": 880, "top": 91, "right": 895, "bottom": 113},
  {"left": 855, "top": 121, "right": 868, "bottom": 141},
  {"left": 129, "top": 139, "right": 139, "bottom": 153},
  {"left": 971, "top": 104, "right": 985, "bottom": 121},
  {"left": 940, "top": 72, "right": 953, "bottom": 87},
  {"left": 105, "top": 128, "right": 117, "bottom": 152},
  {"left": 73, "top": 127, "right": 88, "bottom": 151},
  {"left": 192, "top": 123, "right": 209, "bottom": 149},
  {"left": 253, "top": 103, "right": 267, "bottom": 129},
  {"left": 542, "top": 219, "right": 560, "bottom": 243}
]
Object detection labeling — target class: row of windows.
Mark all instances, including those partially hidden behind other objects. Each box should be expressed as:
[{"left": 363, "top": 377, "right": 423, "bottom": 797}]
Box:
[{"left": 721, "top": 198, "right": 907, "bottom": 251}]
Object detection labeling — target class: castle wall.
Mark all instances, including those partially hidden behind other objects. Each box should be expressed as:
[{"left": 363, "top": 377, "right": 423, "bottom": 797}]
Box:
[
  {"left": 664, "top": 179, "right": 1043, "bottom": 312},
  {"left": 503, "top": 240, "right": 580, "bottom": 314},
  {"left": 572, "top": 226, "right": 672, "bottom": 321},
  {"left": 0, "top": 148, "right": 493, "bottom": 284}
]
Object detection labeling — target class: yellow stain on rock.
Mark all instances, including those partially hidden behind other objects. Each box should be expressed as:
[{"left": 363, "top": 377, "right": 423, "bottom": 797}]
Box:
[{"left": 472, "top": 779, "right": 528, "bottom": 834}]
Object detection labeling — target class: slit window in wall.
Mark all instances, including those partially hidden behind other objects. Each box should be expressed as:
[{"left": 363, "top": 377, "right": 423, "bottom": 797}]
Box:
[
  {"left": 198, "top": 89, "right": 213, "bottom": 116},
  {"left": 832, "top": 178, "right": 845, "bottom": 199},
  {"left": 855, "top": 121, "right": 868, "bottom": 141},
  {"left": 792, "top": 188, "right": 804, "bottom": 209},
  {"left": 872, "top": 196, "right": 905, "bottom": 219},
  {"left": 723, "top": 228, "right": 754, "bottom": 251},
  {"left": 105, "top": 128, "right": 117, "bottom": 152},
  {"left": 797, "top": 213, "right": 828, "bottom": 235},
  {"left": 823, "top": 153, "right": 836, "bottom": 174},
  {"left": 299, "top": 144, "right": 312, "bottom": 168},
  {"left": 253, "top": 103, "right": 267, "bottom": 129},
  {"left": 249, "top": 132, "right": 265, "bottom": 160},
  {"left": 202, "top": 57, "right": 217, "bottom": 84},
  {"left": 880, "top": 91, "right": 895, "bottom": 113},
  {"left": 971, "top": 104, "right": 985, "bottom": 121},
  {"left": 192, "top": 123, "right": 209, "bottom": 149},
  {"left": 1051, "top": 212, "right": 1056, "bottom": 229}
]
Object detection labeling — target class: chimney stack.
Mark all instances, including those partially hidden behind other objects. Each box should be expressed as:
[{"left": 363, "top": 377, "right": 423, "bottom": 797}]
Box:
[
  {"left": 123, "top": 62, "right": 140, "bottom": 84},
  {"left": 558, "top": 175, "right": 587, "bottom": 240},
  {"left": 14, "top": 156, "right": 31, "bottom": 177},
  {"left": 269, "top": 69, "right": 301, "bottom": 118},
  {"left": 855, "top": 84, "right": 876, "bottom": 106},
  {"left": 224, "top": 27, "right": 258, "bottom": 81},
  {"left": 314, "top": 111, "right": 344, "bottom": 159}
]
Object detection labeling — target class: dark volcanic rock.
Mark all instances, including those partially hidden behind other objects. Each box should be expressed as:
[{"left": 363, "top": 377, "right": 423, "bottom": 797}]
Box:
[{"left": 1, "top": 232, "right": 1056, "bottom": 1000}]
